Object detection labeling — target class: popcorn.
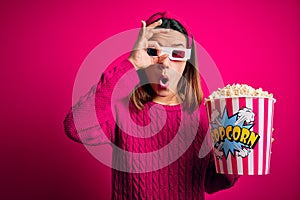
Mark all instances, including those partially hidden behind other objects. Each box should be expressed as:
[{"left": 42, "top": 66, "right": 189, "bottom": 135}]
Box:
[{"left": 206, "top": 84, "right": 274, "bottom": 100}]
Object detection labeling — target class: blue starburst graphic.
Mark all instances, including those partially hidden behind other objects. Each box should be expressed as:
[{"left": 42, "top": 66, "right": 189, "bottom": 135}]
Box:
[{"left": 210, "top": 108, "right": 255, "bottom": 158}]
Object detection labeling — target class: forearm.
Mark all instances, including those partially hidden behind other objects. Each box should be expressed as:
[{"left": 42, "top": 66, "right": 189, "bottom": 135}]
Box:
[
  {"left": 204, "top": 153, "right": 240, "bottom": 194},
  {"left": 64, "top": 59, "right": 139, "bottom": 145}
]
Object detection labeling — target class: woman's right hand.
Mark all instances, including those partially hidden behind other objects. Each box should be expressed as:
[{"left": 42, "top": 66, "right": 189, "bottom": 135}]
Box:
[{"left": 128, "top": 19, "right": 169, "bottom": 70}]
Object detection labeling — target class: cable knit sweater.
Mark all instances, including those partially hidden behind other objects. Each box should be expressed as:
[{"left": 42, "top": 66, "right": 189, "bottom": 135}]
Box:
[{"left": 64, "top": 59, "right": 238, "bottom": 200}]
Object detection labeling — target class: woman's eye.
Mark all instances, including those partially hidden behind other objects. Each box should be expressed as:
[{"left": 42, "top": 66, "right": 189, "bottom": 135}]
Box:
[
  {"left": 171, "top": 50, "right": 185, "bottom": 58},
  {"left": 146, "top": 48, "right": 158, "bottom": 56}
]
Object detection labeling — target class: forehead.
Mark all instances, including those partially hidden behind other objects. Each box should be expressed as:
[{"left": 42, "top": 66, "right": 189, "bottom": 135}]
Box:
[{"left": 149, "top": 29, "right": 187, "bottom": 48}]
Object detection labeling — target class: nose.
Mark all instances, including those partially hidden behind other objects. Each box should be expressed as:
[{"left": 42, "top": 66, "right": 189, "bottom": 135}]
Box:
[
  {"left": 161, "top": 66, "right": 167, "bottom": 75},
  {"left": 157, "top": 58, "right": 169, "bottom": 75}
]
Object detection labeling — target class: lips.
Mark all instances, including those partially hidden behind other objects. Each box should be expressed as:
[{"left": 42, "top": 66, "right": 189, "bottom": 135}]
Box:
[{"left": 159, "top": 75, "right": 169, "bottom": 88}]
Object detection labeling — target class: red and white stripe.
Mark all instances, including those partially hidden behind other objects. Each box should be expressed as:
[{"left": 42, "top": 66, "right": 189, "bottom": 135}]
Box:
[
  {"left": 206, "top": 99, "right": 223, "bottom": 174},
  {"left": 245, "top": 97, "right": 254, "bottom": 175},
  {"left": 265, "top": 98, "right": 275, "bottom": 174},
  {"left": 206, "top": 97, "right": 275, "bottom": 175},
  {"left": 232, "top": 97, "right": 244, "bottom": 175}
]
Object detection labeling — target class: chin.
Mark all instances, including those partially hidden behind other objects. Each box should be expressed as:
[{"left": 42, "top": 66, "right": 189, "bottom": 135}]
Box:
[
  {"left": 153, "top": 85, "right": 174, "bottom": 97},
  {"left": 156, "top": 90, "right": 170, "bottom": 97}
]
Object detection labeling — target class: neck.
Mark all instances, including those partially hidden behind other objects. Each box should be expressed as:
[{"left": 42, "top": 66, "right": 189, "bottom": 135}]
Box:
[{"left": 153, "top": 94, "right": 181, "bottom": 105}]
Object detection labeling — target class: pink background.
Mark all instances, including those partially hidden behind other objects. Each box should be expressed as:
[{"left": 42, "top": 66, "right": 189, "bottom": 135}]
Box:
[{"left": 1, "top": 0, "right": 299, "bottom": 200}]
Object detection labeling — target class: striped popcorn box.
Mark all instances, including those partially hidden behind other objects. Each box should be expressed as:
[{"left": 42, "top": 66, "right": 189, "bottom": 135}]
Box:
[{"left": 205, "top": 96, "right": 275, "bottom": 175}]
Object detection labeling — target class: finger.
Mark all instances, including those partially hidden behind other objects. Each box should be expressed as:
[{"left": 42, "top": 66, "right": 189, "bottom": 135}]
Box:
[
  {"left": 152, "top": 28, "right": 170, "bottom": 34},
  {"left": 271, "top": 138, "right": 275, "bottom": 143},
  {"left": 272, "top": 128, "right": 275, "bottom": 132},
  {"left": 147, "top": 19, "right": 162, "bottom": 28},
  {"left": 145, "top": 27, "right": 170, "bottom": 40},
  {"left": 158, "top": 53, "right": 168, "bottom": 60},
  {"left": 157, "top": 54, "right": 169, "bottom": 64},
  {"left": 140, "top": 20, "right": 146, "bottom": 37},
  {"left": 147, "top": 41, "right": 161, "bottom": 51}
]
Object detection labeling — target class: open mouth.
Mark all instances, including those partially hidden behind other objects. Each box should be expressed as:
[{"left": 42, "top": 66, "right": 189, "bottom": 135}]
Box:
[{"left": 159, "top": 75, "right": 169, "bottom": 88}]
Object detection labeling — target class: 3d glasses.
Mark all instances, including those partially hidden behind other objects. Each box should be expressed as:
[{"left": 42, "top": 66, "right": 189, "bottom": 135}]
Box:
[{"left": 146, "top": 47, "right": 191, "bottom": 61}]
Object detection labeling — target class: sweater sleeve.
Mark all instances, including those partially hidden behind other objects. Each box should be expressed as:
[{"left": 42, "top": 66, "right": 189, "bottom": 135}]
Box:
[
  {"left": 63, "top": 59, "right": 139, "bottom": 146},
  {"left": 204, "top": 152, "right": 240, "bottom": 194}
]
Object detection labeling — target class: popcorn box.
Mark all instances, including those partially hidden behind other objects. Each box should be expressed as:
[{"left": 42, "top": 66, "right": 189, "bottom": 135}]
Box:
[{"left": 205, "top": 96, "right": 275, "bottom": 175}]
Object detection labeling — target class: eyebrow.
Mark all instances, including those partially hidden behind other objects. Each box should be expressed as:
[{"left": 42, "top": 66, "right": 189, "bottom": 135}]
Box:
[{"left": 172, "top": 43, "right": 185, "bottom": 47}]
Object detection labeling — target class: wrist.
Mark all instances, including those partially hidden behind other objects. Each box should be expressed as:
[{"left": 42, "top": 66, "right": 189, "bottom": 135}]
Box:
[{"left": 128, "top": 56, "right": 141, "bottom": 70}]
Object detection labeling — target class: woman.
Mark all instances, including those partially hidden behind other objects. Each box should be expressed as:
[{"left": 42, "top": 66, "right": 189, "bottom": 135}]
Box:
[{"left": 64, "top": 11, "right": 239, "bottom": 200}]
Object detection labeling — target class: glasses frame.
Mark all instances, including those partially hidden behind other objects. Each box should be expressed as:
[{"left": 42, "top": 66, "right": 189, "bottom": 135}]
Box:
[{"left": 146, "top": 47, "right": 191, "bottom": 61}]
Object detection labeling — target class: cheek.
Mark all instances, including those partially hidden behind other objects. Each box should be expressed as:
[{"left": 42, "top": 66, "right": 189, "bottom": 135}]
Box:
[
  {"left": 178, "top": 64, "right": 186, "bottom": 75},
  {"left": 169, "top": 62, "right": 186, "bottom": 77},
  {"left": 175, "top": 62, "right": 186, "bottom": 74},
  {"left": 144, "top": 66, "right": 160, "bottom": 83}
]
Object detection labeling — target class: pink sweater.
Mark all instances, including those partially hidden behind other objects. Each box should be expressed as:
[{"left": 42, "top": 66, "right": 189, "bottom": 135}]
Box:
[{"left": 64, "top": 60, "right": 238, "bottom": 200}]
